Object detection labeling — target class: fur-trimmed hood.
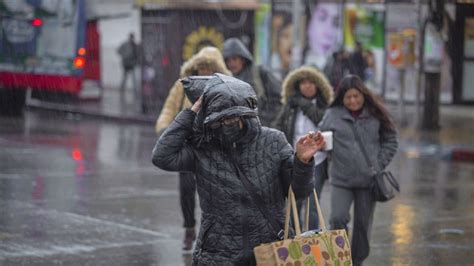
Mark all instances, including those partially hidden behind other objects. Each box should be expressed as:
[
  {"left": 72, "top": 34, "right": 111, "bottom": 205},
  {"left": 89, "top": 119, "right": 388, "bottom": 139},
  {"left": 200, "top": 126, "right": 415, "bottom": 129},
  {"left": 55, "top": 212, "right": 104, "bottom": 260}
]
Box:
[
  {"left": 180, "top": 46, "right": 231, "bottom": 77},
  {"left": 281, "top": 66, "right": 333, "bottom": 105}
]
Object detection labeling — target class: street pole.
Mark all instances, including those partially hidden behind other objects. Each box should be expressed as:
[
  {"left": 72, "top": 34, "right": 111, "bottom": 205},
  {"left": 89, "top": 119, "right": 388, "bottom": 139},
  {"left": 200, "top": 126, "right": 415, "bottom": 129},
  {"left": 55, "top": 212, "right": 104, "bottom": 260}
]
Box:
[
  {"left": 421, "top": 0, "right": 444, "bottom": 130},
  {"left": 415, "top": 0, "right": 424, "bottom": 128},
  {"left": 381, "top": 7, "right": 387, "bottom": 98},
  {"left": 398, "top": 68, "right": 406, "bottom": 126}
]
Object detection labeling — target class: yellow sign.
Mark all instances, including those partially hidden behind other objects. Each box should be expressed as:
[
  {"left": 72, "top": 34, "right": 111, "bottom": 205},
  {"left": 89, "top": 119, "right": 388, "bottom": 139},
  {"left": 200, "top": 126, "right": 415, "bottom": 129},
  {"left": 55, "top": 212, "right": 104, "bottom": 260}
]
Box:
[
  {"left": 388, "top": 33, "right": 403, "bottom": 68},
  {"left": 387, "top": 30, "right": 416, "bottom": 69},
  {"left": 182, "top": 26, "right": 224, "bottom": 61}
]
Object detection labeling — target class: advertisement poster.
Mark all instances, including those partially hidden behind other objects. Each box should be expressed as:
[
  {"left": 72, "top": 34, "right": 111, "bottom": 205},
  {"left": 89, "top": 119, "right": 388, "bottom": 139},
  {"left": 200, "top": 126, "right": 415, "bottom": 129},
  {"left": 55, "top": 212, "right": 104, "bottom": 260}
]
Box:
[
  {"left": 271, "top": 0, "right": 292, "bottom": 79},
  {"left": 254, "top": 3, "right": 271, "bottom": 66},
  {"left": 344, "top": 5, "right": 385, "bottom": 93},
  {"left": 304, "top": 2, "right": 343, "bottom": 70},
  {"left": 344, "top": 7, "right": 384, "bottom": 49}
]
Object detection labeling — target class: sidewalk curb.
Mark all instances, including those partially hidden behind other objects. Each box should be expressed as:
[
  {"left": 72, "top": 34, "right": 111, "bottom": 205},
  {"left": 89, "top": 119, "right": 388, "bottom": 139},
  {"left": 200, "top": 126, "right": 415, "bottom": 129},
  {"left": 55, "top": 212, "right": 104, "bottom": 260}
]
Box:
[{"left": 26, "top": 100, "right": 155, "bottom": 125}]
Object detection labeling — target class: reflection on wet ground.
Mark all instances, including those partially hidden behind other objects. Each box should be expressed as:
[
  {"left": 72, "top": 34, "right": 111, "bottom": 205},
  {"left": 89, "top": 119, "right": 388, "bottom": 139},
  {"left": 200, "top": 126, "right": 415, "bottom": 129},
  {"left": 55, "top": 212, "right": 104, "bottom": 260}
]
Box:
[{"left": 0, "top": 110, "right": 473, "bottom": 265}]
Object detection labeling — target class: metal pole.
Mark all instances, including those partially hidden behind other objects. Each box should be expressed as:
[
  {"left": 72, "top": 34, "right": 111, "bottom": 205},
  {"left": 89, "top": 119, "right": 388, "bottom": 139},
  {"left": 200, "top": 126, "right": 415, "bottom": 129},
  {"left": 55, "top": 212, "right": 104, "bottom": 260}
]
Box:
[
  {"left": 398, "top": 68, "right": 406, "bottom": 126},
  {"left": 415, "top": 0, "right": 424, "bottom": 127},
  {"left": 381, "top": 5, "right": 387, "bottom": 98}
]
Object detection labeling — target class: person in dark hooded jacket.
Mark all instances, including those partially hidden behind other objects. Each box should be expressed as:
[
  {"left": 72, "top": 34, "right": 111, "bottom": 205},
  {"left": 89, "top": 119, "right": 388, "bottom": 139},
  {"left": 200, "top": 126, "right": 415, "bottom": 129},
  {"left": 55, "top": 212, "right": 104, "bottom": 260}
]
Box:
[
  {"left": 223, "top": 38, "right": 282, "bottom": 127},
  {"left": 152, "top": 74, "right": 325, "bottom": 265},
  {"left": 155, "top": 46, "right": 231, "bottom": 252}
]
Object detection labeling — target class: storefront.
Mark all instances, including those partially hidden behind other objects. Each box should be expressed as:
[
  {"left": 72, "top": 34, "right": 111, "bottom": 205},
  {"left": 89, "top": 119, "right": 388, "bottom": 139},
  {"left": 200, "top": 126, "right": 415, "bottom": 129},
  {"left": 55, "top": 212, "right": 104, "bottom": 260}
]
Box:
[
  {"left": 135, "top": 0, "right": 258, "bottom": 114},
  {"left": 453, "top": 1, "right": 474, "bottom": 104}
]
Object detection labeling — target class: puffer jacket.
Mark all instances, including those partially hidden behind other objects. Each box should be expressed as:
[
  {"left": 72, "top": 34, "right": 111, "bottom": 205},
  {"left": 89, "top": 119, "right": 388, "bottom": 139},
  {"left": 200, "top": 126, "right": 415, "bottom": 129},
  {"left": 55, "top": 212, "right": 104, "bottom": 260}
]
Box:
[
  {"left": 318, "top": 106, "right": 398, "bottom": 188},
  {"left": 273, "top": 66, "right": 333, "bottom": 143},
  {"left": 152, "top": 74, "right": 314, "bottom": 265},
  {"left": 223, "top": 38, "right": 282, "bottom": 127},
  {"left": 155, "top": 47, "right": 231, "bottom": 134}
]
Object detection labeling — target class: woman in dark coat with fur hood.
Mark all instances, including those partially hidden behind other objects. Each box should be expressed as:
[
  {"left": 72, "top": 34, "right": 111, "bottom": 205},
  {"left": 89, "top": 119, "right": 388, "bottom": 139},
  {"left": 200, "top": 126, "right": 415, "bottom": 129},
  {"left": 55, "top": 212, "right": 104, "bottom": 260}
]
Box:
[
  {"left": 273, "top": 66, "right": 333, "bottom": 230},
  {"left": 152, "top": 74, "right": 326, "bottom": 265}
]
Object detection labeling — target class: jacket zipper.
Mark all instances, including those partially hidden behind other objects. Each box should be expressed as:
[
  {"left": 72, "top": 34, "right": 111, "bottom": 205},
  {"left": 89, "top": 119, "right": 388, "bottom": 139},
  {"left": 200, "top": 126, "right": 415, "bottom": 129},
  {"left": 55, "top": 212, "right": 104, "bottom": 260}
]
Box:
[{"left": 230, "top": 143, "right": 250, "bottom": 258}]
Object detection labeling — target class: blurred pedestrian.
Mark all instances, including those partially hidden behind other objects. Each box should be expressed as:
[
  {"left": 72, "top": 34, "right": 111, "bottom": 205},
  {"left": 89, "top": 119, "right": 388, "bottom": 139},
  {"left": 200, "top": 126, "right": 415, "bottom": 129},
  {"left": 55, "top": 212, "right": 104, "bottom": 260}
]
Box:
[
  {"left": 351, "top": 41, "right": 368, "bottom": 81},
  {"left": 152, "top": 74, "right": 324, "bottom": 265},
  {"left": 273, "top": 66, "right": 333, "bottom": 230},
  {"left": 318, "top": 75, "right": 398, "bottom": 266},
  {"left": 363, "top": 49, "right": 375, "bottom": 82},
  {"left": 155, "top": 46, "right": 231, "bottom": 252},
  {"left": 324, "top": 48, "right": 355, "bottom": 89},
  {"left": 117, "top": 33, "right": 139, "bottom": 95},
  {"left": 223, "top": 38, "right": 282, "bottom": 127}
]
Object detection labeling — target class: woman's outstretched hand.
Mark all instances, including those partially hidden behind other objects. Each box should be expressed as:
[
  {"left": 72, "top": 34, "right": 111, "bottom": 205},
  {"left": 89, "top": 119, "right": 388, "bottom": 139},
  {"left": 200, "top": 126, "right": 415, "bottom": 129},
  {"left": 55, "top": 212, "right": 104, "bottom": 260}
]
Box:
[{"left": 295, "top": 131, "right": 325, "bottom": 163}]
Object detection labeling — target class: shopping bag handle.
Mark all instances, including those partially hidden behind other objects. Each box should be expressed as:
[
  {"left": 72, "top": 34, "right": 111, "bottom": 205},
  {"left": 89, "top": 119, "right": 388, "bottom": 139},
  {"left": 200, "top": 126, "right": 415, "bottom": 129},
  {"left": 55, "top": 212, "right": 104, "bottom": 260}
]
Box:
[
  {"left": 284, "top": 187, "right": 328, "bottom": 239},
  {"left": 284, "top": 186, "right": 302, "bottom": 239},
  {"left": 303, "top": 189, "right": 327, "bottom": 232},
  {"left": 284, "top": 185, "right": 301, "bottom": 239}
]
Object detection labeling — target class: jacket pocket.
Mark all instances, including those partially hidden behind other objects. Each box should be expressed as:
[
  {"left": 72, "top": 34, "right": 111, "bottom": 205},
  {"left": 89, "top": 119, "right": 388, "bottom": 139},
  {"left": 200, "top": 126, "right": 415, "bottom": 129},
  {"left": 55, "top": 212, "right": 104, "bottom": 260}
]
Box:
[{"left": 196, "top": 218, "right": 216, "bottom": 252}]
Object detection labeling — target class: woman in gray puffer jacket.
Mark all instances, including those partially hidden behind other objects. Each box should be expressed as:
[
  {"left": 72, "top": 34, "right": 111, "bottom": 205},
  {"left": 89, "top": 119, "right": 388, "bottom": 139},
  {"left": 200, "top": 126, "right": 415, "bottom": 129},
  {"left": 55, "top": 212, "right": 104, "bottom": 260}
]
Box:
[
  {"left": 318, "top": 75, "right": 398, "bottom": 266},
  {"left": 152, "top": 74, "right": 325, "bottom": 265}
]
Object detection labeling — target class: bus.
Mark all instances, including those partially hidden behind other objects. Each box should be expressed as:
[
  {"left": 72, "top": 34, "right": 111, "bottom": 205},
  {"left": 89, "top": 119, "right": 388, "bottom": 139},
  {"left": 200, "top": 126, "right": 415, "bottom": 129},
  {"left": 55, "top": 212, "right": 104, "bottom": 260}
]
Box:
[{"left": 0, "top": 0, "right": 100, "bottom": 115}]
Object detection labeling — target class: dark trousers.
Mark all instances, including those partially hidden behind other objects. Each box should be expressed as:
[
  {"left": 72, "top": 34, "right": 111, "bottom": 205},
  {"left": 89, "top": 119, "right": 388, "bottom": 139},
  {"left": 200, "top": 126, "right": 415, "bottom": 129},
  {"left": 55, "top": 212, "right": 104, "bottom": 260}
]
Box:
[
  {"left": 119, "top": 66, "right": 138, "bottom": 93},
  {"left": 296, "top": 159, "right": 328, "bottom": 230},
  {"left": 329, "top": 185, "right": 375, "bottom": 266},
  {"left": 179, "top": 172, "right": 197, "bottom": 228}
]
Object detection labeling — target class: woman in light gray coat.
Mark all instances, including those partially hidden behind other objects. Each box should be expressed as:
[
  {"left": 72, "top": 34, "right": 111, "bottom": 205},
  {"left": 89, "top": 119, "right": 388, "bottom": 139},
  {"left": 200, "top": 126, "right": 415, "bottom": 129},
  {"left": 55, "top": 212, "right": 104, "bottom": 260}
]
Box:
[{"left": 318, "top": 75, "right": 398, "bottom": 266}]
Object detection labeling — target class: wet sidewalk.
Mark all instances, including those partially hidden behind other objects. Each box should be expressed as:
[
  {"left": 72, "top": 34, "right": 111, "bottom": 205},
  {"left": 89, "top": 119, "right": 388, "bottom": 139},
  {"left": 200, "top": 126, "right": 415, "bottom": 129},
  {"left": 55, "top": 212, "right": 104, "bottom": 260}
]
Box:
[
  {"left": 28, "top": 86, "right": 474, "bottom": 126},
  {"left": 3, "top": 87, "right": 474, "bottom": 265},
  {"left": 27, "top": 86, "right": 474, "bottom": 151}
]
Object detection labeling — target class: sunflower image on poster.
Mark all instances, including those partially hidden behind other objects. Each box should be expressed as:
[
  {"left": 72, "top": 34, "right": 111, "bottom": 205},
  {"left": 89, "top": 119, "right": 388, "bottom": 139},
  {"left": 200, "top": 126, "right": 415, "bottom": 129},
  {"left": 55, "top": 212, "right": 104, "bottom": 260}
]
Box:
[{"left": 182, "top": 26, "right": 224, "bottom": 60}]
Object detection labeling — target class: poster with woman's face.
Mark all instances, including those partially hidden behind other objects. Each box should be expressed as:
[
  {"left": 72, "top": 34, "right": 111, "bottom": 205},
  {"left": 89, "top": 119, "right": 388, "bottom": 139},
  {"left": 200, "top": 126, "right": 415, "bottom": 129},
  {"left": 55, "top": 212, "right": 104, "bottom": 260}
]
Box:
[
  {"left": 305, "top": 3, "right": 343, "bottom": 69},
  {"left": 271, "top": 0, "right": 293, "bottom": 78}
]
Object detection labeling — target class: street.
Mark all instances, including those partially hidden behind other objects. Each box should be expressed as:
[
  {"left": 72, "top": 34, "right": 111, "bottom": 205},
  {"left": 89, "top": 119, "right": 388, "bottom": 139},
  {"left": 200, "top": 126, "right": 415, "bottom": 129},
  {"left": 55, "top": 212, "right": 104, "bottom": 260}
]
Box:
[{"left": 0, "top": 109, "right": 473, "bottom": 266}]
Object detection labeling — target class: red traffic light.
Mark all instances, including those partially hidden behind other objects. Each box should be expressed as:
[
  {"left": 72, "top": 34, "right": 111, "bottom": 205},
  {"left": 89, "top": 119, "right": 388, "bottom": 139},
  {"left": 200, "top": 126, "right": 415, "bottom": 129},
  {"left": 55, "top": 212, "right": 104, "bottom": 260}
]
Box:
[{"left": 32, "top": 18, "right": 43, "bottom": 27}]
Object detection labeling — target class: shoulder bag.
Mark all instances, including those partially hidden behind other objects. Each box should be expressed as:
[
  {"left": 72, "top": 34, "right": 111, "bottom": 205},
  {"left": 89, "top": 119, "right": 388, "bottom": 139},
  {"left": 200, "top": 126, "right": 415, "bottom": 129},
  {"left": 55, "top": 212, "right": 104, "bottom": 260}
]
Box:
[{"left": 350, "top": 123, "right": 400, "bottom": 202}]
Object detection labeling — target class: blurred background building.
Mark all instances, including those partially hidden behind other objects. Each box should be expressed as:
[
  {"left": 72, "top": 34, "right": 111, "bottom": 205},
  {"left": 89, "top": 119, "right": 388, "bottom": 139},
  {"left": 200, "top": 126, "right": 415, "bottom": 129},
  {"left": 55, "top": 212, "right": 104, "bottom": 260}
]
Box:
[{"left": 0, "top": 0, "right": 473, "bottom": 122}]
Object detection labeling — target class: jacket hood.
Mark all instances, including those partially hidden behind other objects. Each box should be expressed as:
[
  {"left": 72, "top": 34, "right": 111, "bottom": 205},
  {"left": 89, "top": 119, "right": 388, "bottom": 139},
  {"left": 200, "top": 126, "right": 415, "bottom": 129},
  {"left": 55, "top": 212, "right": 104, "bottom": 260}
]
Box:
[
  {"left": 202, "top": 74, "right": 258, "bottom": 125},
  {"left": 192, "top": 74, "right": 260, "bottom": 146},
  {"left": 281, "top": 66, "right": 334, "bottom": 105},
  {"left": 180, "top": 46, "right": 232, "bottom": 77},
  {"left": 222, "top": 38, "right": 253, "bottom": 64}
]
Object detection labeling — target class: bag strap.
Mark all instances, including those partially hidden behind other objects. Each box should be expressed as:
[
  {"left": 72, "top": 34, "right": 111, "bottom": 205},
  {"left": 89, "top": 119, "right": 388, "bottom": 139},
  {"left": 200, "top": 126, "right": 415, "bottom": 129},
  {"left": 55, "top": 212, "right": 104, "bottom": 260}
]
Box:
[
  {"left": 303, "top": 189, "right": 328, "bottom": 232},
  {"left": 351, "top": 124, "right": 400, "bottom": 194},
  {"left": 284, "top": 187, "right": 302, "bottom": 239},
  {"left": 231, "top": 160, "right": 283, "bottom": 239},
  {"left": 349, "top": 123, "right": 376, "bottom": 175},
  {"left": 384, "top": 171, "right": 400, "bottom": 192}
]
